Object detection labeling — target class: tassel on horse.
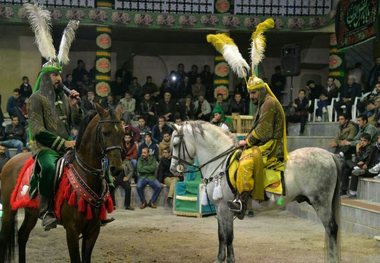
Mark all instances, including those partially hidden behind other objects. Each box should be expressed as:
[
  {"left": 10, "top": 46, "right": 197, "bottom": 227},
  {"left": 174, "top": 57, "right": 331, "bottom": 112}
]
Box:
[
  {"left": 106, "top": 195, "right": 114, "bottom": 213},
  {"left": 68, "top": 191, "right": 77, "bottom": 207},
  {"left": 86, "top": 204, "right": 92, "bottom": 220},
  {"left": 100, "top": 204, "right": 107, "bottom": 220},
  {"left": 78, "top": 197, "right": 86, "bottom": 213}
]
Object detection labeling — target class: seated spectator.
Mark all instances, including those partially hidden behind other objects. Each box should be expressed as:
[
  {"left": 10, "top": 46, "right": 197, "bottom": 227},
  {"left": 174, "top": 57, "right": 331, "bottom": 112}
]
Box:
[
  {"left": 63, "top": 74, "right": 74, "bottom": 89},
  {"left": 191, "top": 76, "right": 206, "bottom": 98},
  {"left": 138, "top": 92, "right": 157, "bottom": 128},
  {"left": 323, "top": 77, "right": 339, "bottom": 102},
  {"left": 315, "top": 91, "right": 329, "bottom": 122},
  {"left": 121, "top": 118, "right": 140, "bottom": 143},
  {"left": 101, "top": 94, "right": 117, "bottom": 111},
  {"left": 339, "top": 114, "right": 377, "bottom": 149},
  {"left": 174, "top": 115, "right": 183, "bottom": 126},
  {"left": 334, "top": 75, "right": 362, "bottom": 119},
  {"left": 19, "top": 76, "right": 32, "bottom": 101},
  {"left": 123, "top": 133, "right": 138, "bottom": 168},
  {"left": 358, "top": 82, "right": 380, "bottom": 114},
  {"left": 0, "top": 116, "right": 25, "bottom": 153},
  {"left": 304, "top": 80, "right": 322, "bottom": 101},
  {"left": 229, "top": 93, "right": 246, "bottom": 115},
  {"left": 138, "top": 132, "right": 159, "bottom": 161},
  {"left": 210, "top": 105, "right": 230, "bottom": 132},
  {"left": 135, "top": 116, "right": 151, "bottom": 140},
  {"left": 286, "top": 89, "right": 309, "bottom": 135},
  {"left": 157, "top": 92, "right": 177, "bottom": 122},
  {"left": 369, "top": 97, "right": 380, "bottom": 127},
  {"left": 110, "top": 158, "right": 134, "bottom": 210},
  {"left": 141, "top": 76, "right": 159, "bottom": 100},
  {"left": 179, "top": 95, "right": 195, "bottom": 120},
  {"left": 213, "top": 93, "right": 230, "bottom": 114},
  {"left": 341, "top": 133, "right": 372, "bottom": 197},
  {"left": 6, "top": 88, "right": 26, "bottom": 126},
  {"left": 111, "top": 76, "right": 127, "bottom": 101},
  {"left": 152, "top": 116, "right": 173, "bottom": 143},
  {"left": 329, "top": 113, "right": 358, "bottom": 158},
  {"left": 136, "top": 147, "right": 161, "bottom": 209},
  {"left": 194, "top": 95, "right": 211, "bottom": 121},
  {"left": 119, "top": 91, "right": 136, "bottom": 120},
  {"left": 77, "top": 73, "right": 93, "bottom": 97},
  {"left": 81, "top": 90, "right": 97, "bottom": 114},
  {"left": 157, "top": 148, "right": 181, "bottom": 207},
  {"left": 159, "top": 132, "right": 172, "bottom": 158},
  {"left": 72, "top": 59, "right": 88, "bottom": 88}
]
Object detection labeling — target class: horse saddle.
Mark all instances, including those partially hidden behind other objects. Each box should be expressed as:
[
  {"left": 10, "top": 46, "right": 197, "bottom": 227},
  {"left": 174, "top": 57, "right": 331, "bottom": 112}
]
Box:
[
  {"left": 10, "top": 156, "right": 67, "bottom": 211},
  {"left": 227, "top": 149, "right": 285, "bottom": 197}
]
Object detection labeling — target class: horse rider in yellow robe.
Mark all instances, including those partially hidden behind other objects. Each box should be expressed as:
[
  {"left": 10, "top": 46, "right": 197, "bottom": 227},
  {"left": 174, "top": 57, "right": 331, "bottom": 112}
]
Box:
[{"left": 207, "top": 18, "right": 289, "bottom": 220}]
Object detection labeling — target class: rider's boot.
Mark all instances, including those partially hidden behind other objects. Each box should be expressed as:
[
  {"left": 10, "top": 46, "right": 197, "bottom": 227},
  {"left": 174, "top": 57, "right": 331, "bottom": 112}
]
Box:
[
  {"left": 227, "top": 191, "right": 251, "bottom": 220},
  {"left": 39, "top": 195, "right": 57, "bottom": 231}
]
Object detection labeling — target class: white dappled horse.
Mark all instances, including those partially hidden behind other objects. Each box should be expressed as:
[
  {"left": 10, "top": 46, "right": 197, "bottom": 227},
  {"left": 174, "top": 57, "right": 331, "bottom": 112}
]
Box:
[{"left": 170, "top": 121, "right": 341, "bottom": 263}]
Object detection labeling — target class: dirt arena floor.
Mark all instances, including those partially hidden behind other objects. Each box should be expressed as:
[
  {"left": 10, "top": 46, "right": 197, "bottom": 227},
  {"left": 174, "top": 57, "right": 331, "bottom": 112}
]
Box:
[{"left": 9, "top": 207, "right": 380, "bottom": 262}]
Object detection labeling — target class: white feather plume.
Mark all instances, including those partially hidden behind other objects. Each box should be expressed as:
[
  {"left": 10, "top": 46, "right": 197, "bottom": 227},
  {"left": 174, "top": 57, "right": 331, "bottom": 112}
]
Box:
[
  {"left": 58, "top": 20, "right": 80, "bottom": 65},
  {"left": 250, "top": 18, "right": 274, "bottom": 68},
  {"left": 23, "top": 3, "right": 56, "bottom": 61},
  {"left": 222, "top": 45, "right": 250, "bottom": 78}
]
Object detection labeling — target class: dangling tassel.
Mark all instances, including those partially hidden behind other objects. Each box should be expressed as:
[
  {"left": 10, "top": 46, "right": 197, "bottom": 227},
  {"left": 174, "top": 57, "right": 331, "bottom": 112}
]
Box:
[
  {"left": 99, "top": 204, "right": 107, "bottom": 220},
  {"left": 200, "top": 186, "right": 209, "bottom": 206},
  {"left": 212, "top": 179, "right": 223, "bottom": 201},
  {"left": 78, "top": 197, "right": 86, "bottom": 213},
  {"left": 64, "top": 185, "right": 71, "bottom": 200},
  {"left": 86, "top": 204, "right": 93, "bottom": 220},
  {"left": 106, "top": 195, "right": 114, "bottom": 213},
  {"left": 68, "top": 191, "right": 77, "bottom": 207}
]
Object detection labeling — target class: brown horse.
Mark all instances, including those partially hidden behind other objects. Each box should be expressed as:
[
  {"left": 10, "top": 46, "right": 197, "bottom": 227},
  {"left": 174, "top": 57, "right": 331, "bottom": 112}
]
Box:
[{"left": 0, "top": 105, "right": 125, "bottom": 263}]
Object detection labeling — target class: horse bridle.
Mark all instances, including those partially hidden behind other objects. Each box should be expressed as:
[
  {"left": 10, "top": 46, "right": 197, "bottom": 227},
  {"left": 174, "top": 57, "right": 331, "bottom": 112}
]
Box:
[
  {"left": 75, "top": 119, "right": 123, "bottom": 177},
  {"left": 171, "top": 128, "right": 237, "bottom": 178}
]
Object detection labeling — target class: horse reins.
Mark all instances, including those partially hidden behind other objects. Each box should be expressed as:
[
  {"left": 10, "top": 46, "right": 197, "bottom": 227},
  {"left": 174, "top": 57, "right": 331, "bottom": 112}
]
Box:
[{"left": 75, "top": 119, "right": 123, "bottom": 177}]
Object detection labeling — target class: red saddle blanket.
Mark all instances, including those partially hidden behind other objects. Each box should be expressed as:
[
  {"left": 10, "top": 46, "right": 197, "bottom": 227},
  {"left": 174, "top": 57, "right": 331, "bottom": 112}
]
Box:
[{"left": 10, "top": 158, "right": 114, "bottom": 221}]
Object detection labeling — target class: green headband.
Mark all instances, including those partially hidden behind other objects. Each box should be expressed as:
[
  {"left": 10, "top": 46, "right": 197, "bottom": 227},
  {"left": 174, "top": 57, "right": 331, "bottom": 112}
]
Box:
[{"left": 32, "top": 65, "right": 62, "bottom": 93}]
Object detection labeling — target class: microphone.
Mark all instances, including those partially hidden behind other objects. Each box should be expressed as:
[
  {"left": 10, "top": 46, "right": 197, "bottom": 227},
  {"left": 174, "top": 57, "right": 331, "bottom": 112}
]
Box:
[{"left": 61, "top": 84, "right": 81, "bottom": 103}]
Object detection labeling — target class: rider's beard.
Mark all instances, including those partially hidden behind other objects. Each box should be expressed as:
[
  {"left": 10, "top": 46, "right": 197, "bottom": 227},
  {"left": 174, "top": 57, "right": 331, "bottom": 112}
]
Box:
[{"left": 54, "top": 82, "right": 63, "bottom": 91}]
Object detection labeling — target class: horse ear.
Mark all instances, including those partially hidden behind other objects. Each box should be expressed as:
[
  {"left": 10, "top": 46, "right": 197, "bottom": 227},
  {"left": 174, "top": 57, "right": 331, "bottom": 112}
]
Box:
[
  {"left": 95, "top": 103, "right": 107, "bottom": 117},
  {"left": 114, "top": 104, "right": 123, "bottom": 121}
]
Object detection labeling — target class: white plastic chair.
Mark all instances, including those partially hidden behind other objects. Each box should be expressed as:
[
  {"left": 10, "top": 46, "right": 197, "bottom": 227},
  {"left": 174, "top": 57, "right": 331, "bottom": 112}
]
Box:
[{"left": 312, "top": 99, "right": 319, "bottom": 122}]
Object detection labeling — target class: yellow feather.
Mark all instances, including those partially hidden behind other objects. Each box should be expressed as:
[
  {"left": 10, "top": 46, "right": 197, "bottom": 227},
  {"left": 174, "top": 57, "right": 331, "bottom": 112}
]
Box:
[
  {"left": 252, "top": 18, "right": 275, "bottom": 41},
  {"left": 206, "top": 33, "right": 237, "bottom": 54},
  {"left": 250, "top": 18, "right": 275, "bottom": 68}
]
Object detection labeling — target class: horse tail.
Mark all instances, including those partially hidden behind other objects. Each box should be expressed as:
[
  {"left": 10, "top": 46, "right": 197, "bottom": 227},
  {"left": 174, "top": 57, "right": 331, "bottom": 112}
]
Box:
[
  {"left": 0, "top": 206, "right": 18, "bottom": 263},
  {"left": 331, "top": 154, "right": 342, "bottom": 261}
]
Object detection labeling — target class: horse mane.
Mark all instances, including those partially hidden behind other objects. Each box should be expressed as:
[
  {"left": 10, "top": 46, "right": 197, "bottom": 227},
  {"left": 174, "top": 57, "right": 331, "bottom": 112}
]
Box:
[
  {"left": 75, "top": 110, "right": 98, "bottom": 151},
  {"left": 183, "top": 120, "right": 236, "bottom": 146}
]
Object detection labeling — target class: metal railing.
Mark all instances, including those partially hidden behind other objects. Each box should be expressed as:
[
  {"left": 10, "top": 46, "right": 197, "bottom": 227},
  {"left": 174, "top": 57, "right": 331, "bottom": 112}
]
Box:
[{"left": 1, "top": 0, "right": 334, "bottom": 16}]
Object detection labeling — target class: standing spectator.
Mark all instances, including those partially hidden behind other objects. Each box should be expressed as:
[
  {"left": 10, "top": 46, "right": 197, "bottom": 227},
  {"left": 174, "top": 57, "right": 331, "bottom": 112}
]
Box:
[
  {"left": 128, "top": 77, "right": 142, "bottom": 102},
  {"left": 201, "top": 65, "right": 214, "bottom": 103},
  {"left": 157, "top": 92, "right": 177, "bottom": 122},
  {"left": 136, "top": 147, "right": 161, "bottom": 209},
  {"left": 329, "top": 113, "right": 358, "bottom": 158},
  {"left": 142, "top": 76, "right": 158, "bottom": 98},
  {"left": 194, "top": 95, "right": 211, "bottom": 121},
  {"left": 63, "top": 74, "right": 74, "bottom": 89},
  {"left": 115, "top": 61, "right": 132, "bottom": 88},
  {"left": 286, "top": 89, "right": 309, "bottom": 135},
  {"left": 157, "top": 148, "right": 181, "bottom": 207},
  {"left": 138, "top": 93, "right": 157, "bottom": 127},
  {"left": 19, "top": 76, "right": 32, "bottom": 100},
  {"left": 76, "top": 73, "right": 93, "bottom": 97},
  {"left": 81, "top": 90, "right": 97, "bottom": 113},
  {"left": 191, "top": 76, "right": 206, "bottom": 99},
  {"left": 158, "top": 132, "right": 171, "bottom": 158},
  {"left": 135, "top": 116, "right": 151, "bottom": 140},
  {"left": 270, "top": 65, "right": 286, "bottom": 103},
  {"left": 334, "top": 75, "right": 362, "bottom": 119},
  {"left": 111, "top": 76, "right": 127, "bottom": 101},
  {"left": 138, "top": 132, "right": 159, "bottom": 161},
  {"left": 0, "top": 145, "right": 10, "bottom": 173},
  {"left": 229, "top": 93, "right": 247, "bottom": 115},
  {"left": 88, "top": 60, "right": 97, "bottom": 84},
  {"left": 0, "top": 116, "right": 25, "bottom": 153},
  {"left": 119, "top": 91, "right": 136, "bottom": 120},
  {"left": 6, "top": 88, "right": 26, "bottom": 126},
  {"left": 187, "top": 65, "right": 200, "bottom": 85},
  {"left": 110, "top": 160, "right": 134, "bottom": 210},
  {"left": 368, "top": 57, "right": 380, "bottom": 90},
  {"left": 151, "top": 116, "right": 173, "bottom": 144},
  {"left": 71, "top": 59, "right": 88, "bottom": 87}
]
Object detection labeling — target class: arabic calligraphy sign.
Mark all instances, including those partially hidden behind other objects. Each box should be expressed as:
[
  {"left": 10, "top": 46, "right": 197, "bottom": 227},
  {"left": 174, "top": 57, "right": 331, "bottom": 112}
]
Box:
[{"left": 335, "top": 0, "right": 378, "bottom": 49}]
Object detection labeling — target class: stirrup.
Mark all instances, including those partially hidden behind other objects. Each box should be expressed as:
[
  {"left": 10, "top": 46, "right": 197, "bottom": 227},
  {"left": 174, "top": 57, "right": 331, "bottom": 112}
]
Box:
[
  {"left": 227, "top": 199, "right": 243, "bottom": 213},
  {"left": 41, "top": 212, "right": 57, "bottom": 231}
]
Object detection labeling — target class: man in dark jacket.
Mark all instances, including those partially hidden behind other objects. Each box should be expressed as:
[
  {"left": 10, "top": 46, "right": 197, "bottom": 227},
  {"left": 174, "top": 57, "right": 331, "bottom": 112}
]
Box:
[{"left": 0, "top": 116, "right": 25, "bottom": 153}]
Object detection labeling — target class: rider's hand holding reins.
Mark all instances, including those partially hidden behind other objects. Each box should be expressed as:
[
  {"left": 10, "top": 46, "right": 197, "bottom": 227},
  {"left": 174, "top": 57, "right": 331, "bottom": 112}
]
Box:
[
  {"left": 238, "top": 140, "right": 247, "bottom": 147},
  {"left": 64, "top": 140, "right": 76, "bottom": 150}
]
